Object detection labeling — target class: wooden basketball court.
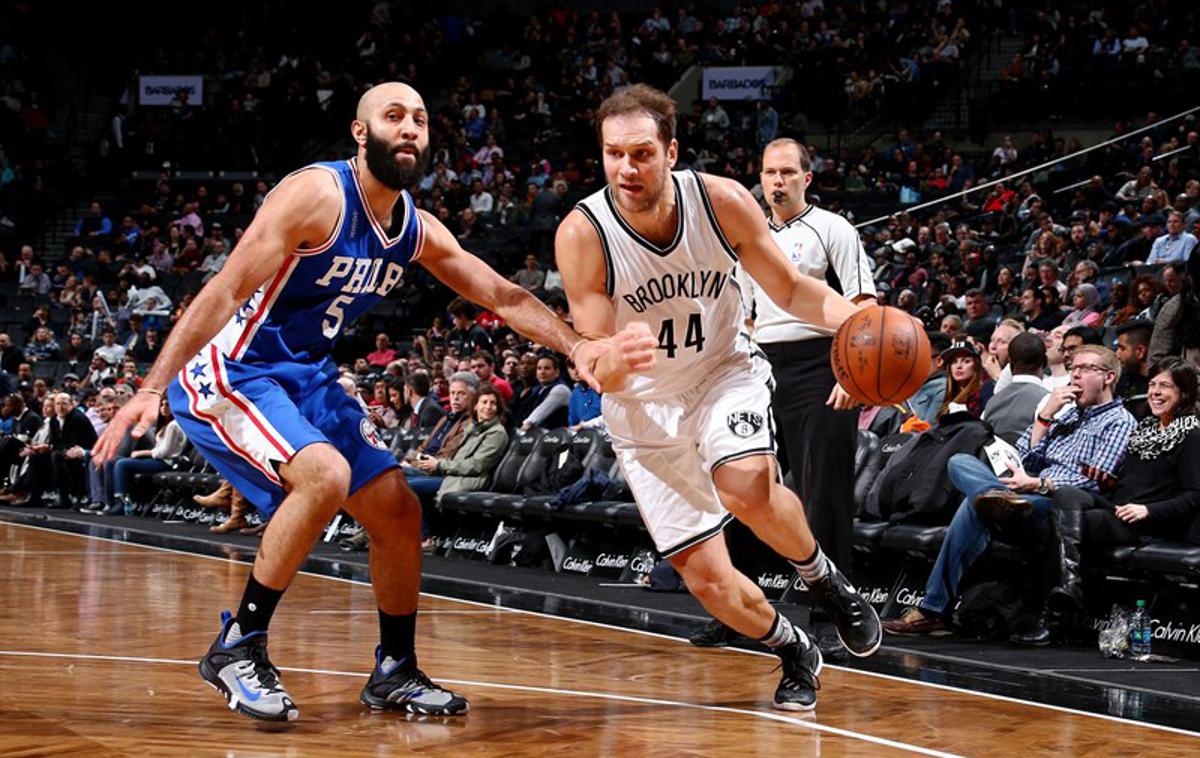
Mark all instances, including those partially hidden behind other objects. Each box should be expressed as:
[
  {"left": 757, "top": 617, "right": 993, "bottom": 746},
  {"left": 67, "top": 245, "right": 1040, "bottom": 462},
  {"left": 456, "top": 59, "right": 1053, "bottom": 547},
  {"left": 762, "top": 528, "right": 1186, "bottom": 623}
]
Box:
[{"left": 2, "top": 521, "right": 1197, "bottom": 756}]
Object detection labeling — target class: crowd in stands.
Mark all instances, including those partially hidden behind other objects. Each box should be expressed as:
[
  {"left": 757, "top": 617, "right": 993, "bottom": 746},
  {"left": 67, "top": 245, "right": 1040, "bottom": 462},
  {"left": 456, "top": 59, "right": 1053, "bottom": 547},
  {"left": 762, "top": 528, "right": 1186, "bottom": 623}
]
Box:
[
  {"left": 0, "top": 7, "right": 64, "bottom": 246},
  {"left": 0, "top": 1, "right": 1198, "bottom": 646},
  {"left": 993, "top": 0, "right": 1200, "bottom": 120}
]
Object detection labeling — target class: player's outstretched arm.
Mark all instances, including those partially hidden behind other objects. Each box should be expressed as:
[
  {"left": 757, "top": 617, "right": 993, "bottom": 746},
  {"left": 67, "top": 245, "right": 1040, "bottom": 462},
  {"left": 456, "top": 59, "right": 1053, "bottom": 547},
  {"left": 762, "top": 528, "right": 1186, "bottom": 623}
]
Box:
[
  {"left": 92, "top": 170, "right": 340, "bottom": 465},
  {"left": 418, "top": 209, "right": 655, "bottom": 392},
  {"left": 555, "top": 211, "right": 656, "bottom": 393},
  {"left": 702, "top": 174, "right": 859, "bottom": 332}
]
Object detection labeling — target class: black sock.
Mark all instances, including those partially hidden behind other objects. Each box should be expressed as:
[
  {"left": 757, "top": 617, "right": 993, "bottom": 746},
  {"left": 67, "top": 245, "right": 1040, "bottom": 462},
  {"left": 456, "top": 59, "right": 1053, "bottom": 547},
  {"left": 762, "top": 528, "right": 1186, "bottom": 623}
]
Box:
[
  {"left": 378, "top": 609, "right": 417, "bottom": 667},
  {"left": 228, "top": 573, "right": 285, "bottom": 643}
]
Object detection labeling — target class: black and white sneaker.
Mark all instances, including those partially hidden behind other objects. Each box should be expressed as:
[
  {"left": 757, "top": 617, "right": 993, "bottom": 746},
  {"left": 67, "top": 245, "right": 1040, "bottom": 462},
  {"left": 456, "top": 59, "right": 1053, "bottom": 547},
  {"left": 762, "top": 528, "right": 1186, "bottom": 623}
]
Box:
[
  {"left": 773, "top": 638, "right": 822, "bottom": 711},
  {"left": 807, "top": 566, "right": 882, "bottom": 658},
  {"left": 198, "top": 611, "right": 298, "bottom": 722},
  {"left": 360, "top": 647, "right": 469, "bottom": 716}
]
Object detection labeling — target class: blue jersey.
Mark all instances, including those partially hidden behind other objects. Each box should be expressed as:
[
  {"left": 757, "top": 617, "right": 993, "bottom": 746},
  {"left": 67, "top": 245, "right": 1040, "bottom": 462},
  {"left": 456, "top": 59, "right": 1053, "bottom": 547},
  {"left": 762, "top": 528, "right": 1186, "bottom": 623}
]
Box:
[{"left": 208, "top": 158, "right": 424, "bottom": 365}]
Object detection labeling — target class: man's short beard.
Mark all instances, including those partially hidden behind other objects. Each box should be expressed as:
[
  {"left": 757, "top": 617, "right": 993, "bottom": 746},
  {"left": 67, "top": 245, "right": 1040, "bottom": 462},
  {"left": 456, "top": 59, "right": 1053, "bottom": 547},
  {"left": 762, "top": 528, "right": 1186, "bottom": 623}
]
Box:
[
  {"left": 364, "top": 128, "right": 429, "bottom": 190},
  {"left": 611, "top": 175, "right": 668, "bottom": 214}
]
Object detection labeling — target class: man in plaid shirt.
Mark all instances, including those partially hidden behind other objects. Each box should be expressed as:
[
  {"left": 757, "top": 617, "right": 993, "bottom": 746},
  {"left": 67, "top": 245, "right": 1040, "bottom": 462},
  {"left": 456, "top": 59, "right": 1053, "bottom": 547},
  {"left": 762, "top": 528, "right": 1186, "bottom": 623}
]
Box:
[{"left": 883, "top": 344, "right": 1136, "bottom": 636}]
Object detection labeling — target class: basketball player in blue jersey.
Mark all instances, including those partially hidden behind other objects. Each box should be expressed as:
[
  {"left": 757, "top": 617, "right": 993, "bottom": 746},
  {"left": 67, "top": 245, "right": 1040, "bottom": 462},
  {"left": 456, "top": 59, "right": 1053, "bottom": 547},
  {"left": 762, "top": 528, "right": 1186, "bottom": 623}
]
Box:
[
  {"left": 555, "top": 84, "right": 881, "bottom": 711},
  {"left": 94, "top": 82, "right": 657, "bottom": 722}
]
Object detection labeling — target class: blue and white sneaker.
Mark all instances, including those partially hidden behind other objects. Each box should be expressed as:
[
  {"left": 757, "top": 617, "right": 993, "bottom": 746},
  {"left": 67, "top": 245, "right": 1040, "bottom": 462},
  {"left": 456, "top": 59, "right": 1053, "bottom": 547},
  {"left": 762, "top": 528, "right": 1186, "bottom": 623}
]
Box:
[
  {"left": 198, "top": 611, "right": 299, "bottom": 722},
  {"left": 360, "top": 647, "right": 469, "bottom": 715}
]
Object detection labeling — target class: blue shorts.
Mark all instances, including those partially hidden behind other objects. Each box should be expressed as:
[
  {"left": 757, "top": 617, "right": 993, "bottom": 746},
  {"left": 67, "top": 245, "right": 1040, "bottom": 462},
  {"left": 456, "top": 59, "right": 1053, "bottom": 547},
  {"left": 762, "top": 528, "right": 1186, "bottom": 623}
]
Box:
[{"left": 168, "top": 345, "right": 396, "bottom": 517}]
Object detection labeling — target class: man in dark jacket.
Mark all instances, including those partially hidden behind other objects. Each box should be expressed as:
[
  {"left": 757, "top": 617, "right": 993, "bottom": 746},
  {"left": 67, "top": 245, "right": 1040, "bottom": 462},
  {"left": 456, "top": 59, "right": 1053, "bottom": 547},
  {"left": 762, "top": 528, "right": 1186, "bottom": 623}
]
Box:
[
  {"left": 403, "top": 373, "right": 446, "bottom": 431},
  {"left": 48, "top": 393, "right": 99, "bottom": 508},
  {"left": 0, "top": 394, "right": 42, "bottom": 490}
]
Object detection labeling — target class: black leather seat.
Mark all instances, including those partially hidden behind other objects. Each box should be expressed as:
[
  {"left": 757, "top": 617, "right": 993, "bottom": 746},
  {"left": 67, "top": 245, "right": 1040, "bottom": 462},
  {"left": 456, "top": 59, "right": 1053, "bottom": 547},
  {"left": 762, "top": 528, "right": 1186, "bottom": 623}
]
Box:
[
  {"left": 1127, "top": 542, "right": 1200, "bottom": 576},
  {"left": 852, "top": 519, "right": 889, "bottom": 548},
  {"left": 880, "top": 524, "right": 948, "bottom": 555},
  {"left": 853, "top": 430, "right": 883, "bottom": 510}
]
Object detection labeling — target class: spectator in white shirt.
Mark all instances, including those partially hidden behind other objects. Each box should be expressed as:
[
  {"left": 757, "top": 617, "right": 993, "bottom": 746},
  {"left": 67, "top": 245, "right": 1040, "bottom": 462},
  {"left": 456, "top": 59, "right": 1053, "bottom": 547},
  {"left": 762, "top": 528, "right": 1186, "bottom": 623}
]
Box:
[
  {"left": 197, "top": 240, "right": 229, "bottom": 282},
  {"left": 1146, "top": 211, "right": 1198, "bottom": 264},
  {"left": 469, "top": 180, "right": 494, "bottom": 215},
  {"left": 93, "top": 331, "right": 126, "bottom": 367},
  {"left": 992, "top": 134, "right": 1018, "bottom": 167},
  {"left": 1122, "top": 27, "right": 1150, "bottom": 60},
  {"left": 128, "top": 274, "right": 173, "bottom": 316}
]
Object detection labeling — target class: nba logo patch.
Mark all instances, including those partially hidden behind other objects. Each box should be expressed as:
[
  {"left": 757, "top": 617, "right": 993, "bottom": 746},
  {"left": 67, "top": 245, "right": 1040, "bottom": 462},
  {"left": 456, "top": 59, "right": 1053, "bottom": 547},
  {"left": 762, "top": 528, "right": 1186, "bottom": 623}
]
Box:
[
  {"left": 360, "top": 418, "right": 388, "bottom": 450},
  {"left": 727, "top": 411, "right": 763, "bottom": 438}
]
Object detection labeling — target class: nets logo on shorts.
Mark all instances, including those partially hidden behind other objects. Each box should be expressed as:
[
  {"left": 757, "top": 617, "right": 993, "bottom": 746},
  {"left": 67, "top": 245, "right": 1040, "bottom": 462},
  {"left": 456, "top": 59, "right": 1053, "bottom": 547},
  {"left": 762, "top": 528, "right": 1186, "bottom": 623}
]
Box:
[
  {"left": 360, "top": 418, "right": 388, "bottom": 450},
  {"left": 727, "top": 411, "right": 763, "bottom": 438}
]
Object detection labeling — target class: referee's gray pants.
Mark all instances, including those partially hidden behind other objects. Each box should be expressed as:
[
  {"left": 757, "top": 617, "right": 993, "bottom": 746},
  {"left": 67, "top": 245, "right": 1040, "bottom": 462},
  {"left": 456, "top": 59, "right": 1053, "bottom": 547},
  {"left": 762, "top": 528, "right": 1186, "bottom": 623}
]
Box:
[{"left": 762, "top": 337, "right": 858, "bottom": 580}]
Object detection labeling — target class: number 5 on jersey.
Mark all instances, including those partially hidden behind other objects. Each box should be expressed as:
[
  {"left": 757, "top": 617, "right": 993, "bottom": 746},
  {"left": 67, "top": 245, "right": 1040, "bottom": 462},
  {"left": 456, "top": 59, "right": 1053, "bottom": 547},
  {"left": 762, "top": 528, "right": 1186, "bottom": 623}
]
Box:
[{"left": 656, "top": 313, "right": 705, "bottom": 358}]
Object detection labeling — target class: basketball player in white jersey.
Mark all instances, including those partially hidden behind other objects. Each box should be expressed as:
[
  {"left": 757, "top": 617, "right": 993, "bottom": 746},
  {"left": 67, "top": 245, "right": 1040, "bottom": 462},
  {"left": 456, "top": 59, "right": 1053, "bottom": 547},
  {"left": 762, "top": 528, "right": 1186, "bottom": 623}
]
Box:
[{"left": 556, "top": 84, "right": 881, "bottom": 712}]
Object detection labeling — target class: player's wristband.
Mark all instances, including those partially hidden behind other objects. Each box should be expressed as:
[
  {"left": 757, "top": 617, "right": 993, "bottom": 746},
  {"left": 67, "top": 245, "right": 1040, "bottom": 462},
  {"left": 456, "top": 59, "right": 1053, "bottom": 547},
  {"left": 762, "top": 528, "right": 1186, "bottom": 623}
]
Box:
[{"left": 137, "top": 387, "right": 165, "bottom": 400}]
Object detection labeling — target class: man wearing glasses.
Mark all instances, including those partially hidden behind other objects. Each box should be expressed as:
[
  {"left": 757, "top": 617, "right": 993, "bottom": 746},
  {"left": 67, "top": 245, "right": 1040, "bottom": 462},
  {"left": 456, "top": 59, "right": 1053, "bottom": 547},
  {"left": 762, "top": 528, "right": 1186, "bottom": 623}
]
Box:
[{"left": 883, "top": 344, "right": 1136, "bottom": 636}]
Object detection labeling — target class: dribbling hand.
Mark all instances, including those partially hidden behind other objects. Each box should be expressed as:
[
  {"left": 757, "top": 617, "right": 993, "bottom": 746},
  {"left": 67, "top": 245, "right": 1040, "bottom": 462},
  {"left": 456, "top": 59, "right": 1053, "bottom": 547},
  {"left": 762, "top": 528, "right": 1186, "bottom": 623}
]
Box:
[
  {"left": 571, "top": 322, "right": 658, "bottom": 392},
  {"left": 92, "top": 390, "right": 160, "bottom": 467},
  {"left": 825, "top": 383, "right": 860, "bottom": 410}
]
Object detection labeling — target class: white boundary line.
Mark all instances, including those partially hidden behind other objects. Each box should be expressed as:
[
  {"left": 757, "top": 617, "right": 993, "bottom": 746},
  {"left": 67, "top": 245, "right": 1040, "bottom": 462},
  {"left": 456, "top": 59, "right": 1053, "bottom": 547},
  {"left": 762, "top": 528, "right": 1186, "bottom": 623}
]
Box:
[
  {"left": 0, "top": 648, "right": 958, "bottom": 758},
  {"left": 5, "top": 520, "right": 1200, "bottom": 741}
]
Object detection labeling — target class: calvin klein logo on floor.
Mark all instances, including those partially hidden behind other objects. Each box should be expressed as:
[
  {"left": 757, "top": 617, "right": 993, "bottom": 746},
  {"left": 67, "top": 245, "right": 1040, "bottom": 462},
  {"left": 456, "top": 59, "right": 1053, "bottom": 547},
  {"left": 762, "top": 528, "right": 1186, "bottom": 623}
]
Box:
[
  {"left": 757, "top": 573, "right": 790, "bottom": 590},
  {"left": 629, "top": 555, "right": 654, "bottom": 574},
  {"left": 595, "top": 553, "right": 630, "bottom": 569},
  {"left": 563, "top": 556, "right": 594, "bottom": 573}
]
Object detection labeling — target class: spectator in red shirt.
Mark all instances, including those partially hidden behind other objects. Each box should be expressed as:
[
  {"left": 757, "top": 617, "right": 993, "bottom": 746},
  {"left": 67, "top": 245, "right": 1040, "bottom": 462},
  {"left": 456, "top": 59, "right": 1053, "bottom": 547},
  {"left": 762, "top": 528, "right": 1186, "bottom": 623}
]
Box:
[
  {"left": 367, "top": 332, "right": 398, "bottom": 368},
  {"left": 469, "top": 351, "right": 513, "bottom": 402}
]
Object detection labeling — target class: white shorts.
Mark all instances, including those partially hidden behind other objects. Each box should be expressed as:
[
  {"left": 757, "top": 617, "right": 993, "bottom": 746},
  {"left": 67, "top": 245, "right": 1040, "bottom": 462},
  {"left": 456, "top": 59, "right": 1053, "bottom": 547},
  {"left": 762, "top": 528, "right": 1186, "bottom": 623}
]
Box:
[{"left": 602, "top": 354, "right": 777, "bottom": 557}]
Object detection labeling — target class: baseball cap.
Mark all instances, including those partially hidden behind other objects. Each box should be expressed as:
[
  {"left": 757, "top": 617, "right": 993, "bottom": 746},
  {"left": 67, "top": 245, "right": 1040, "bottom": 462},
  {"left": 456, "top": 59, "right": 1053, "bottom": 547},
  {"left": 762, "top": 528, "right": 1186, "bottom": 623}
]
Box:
[{"left": 940, "top": 338, "right": 980, "bottom": 362}]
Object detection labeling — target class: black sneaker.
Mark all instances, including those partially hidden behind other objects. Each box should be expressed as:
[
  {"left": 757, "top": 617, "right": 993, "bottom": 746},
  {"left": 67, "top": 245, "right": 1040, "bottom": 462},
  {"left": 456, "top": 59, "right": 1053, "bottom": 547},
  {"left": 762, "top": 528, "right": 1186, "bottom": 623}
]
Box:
[
  {"left": 198, "top": 611, "right": 298, "bottom": 722},
  {"left": 773, "top": 638, "right": 822, "bottom": 711},
  {"left": 807, "top": 566, "right": 882, "bottom": 658},
  {"left": 688, "top": 618, "right": 742, "bottom": 648},
  {"left": 360, "top": 647, "right": 469, "bottom": 716}
]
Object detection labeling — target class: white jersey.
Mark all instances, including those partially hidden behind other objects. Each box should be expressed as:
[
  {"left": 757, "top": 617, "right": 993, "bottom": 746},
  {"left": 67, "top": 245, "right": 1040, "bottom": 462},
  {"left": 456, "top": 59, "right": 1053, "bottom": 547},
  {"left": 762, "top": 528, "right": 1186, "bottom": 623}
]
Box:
[
  {"left": 739, "top": 203, "right": 876, "bottom": 343},
  {"left": 576, "top": 170, "right": 752, "bottom": 400}
]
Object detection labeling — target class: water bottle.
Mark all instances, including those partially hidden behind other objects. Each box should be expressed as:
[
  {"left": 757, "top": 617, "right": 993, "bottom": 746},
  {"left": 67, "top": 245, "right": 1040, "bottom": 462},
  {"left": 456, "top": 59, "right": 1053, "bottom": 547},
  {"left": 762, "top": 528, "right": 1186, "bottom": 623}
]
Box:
[
  {"left": 1129, "top": 600, "right": 1152, "bottom": 659},
  {"left": 123, "top": 497, "right": 135, "bottom": 517}
]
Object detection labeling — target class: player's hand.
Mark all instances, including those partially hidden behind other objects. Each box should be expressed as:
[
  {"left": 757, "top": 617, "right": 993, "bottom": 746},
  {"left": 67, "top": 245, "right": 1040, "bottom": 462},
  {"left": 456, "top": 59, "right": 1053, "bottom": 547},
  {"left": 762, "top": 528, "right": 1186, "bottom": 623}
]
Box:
[
  {"left": 826, "top": 383, "right": 860, "bottom": 410},
  {"left": 93, "top": 390, "right": 159, "bottom": 466},
  {"left": 571, "top": 322, "right": 657, "bottom": 392}
]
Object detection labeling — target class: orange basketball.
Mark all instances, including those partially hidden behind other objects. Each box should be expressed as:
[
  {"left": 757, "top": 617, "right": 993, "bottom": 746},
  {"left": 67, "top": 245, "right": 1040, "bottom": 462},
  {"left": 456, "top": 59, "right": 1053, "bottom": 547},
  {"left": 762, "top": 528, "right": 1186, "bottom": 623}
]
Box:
[{"left": 830, "top": 305, "right": 932, "bottom": 407}]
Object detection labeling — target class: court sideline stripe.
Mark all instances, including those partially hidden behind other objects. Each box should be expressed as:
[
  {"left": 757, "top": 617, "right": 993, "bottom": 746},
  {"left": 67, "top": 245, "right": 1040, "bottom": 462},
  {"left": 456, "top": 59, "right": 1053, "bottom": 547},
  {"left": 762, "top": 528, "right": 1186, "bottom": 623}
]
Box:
[
  {"left": 0, "top": 649, "right": 959, "bottom": 758},
  {"left": 5, "top": 521, "right": 1199, "bottom": 740}
]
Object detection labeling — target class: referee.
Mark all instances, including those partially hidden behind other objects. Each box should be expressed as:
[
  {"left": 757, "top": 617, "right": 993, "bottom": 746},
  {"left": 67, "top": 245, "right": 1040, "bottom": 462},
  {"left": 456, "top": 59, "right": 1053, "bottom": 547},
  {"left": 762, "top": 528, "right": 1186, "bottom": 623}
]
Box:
[{"left": 741, "top": 138, "right": 876, "bottom": 583}]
